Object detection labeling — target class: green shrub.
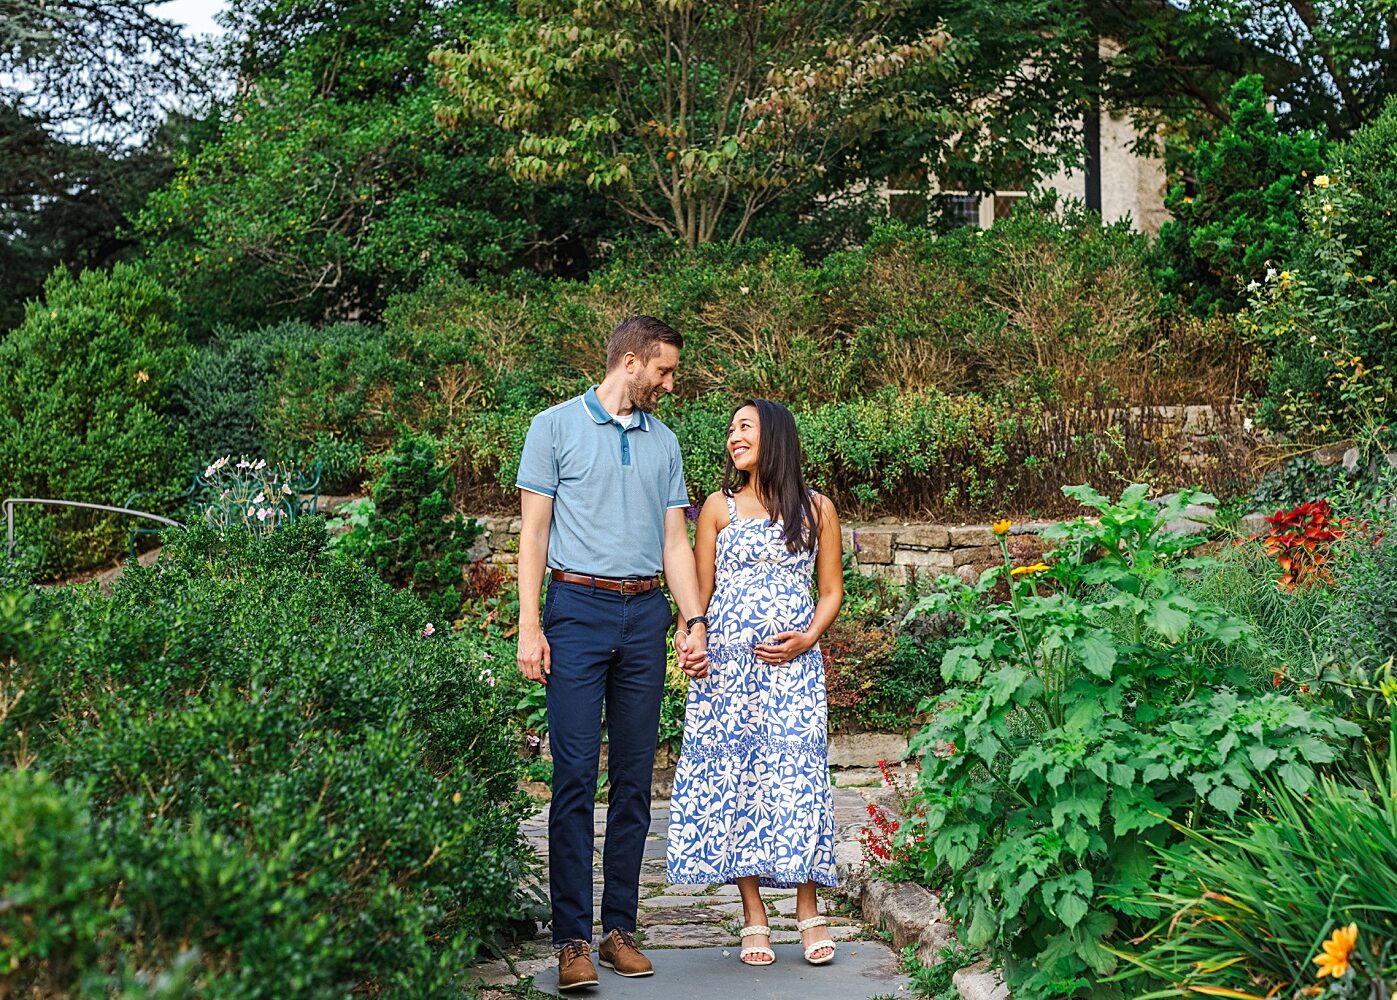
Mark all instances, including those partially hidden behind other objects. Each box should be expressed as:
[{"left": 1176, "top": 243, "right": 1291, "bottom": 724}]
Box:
[
  {"left": 0, "top": 264, "right": 191, "bottom": 574},
  {"left": 1153, "top": 75, "right": 1328, "bottom": 315},
  {"left": 1333, "top": 94, "right": 1397, "bottom": 286},
  {"left": 0, "top": 519, "right": 534, "bottom": 997},
  {"left": 904, "top": 485, "right": 1360, "bottom": 999},
  {"left": 172, "top": 323, "right": 297, "bottom": 463},
  {"left": 337, "top": 434, "right": 484, "bottom": 624},
  {"left": 187, "top": 219, "right": 1249, "bottom": 519},
  {"left": 0, "top": 770, "right": 120, "bottom": 984}
]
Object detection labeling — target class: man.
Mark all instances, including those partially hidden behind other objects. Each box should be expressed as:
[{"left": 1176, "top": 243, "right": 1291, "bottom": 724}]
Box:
[{"left": 516, "top": 315, "right": 710, "bottom": 991}]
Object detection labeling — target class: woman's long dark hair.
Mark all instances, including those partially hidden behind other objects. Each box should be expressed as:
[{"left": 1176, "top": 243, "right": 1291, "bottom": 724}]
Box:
[{"left": 720, "top": 398, "right": 818, "bottom": 553}]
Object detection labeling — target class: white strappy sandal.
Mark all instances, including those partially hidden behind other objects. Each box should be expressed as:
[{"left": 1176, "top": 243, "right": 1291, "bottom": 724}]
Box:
[
  {"left": 738, "top": 923, "right": 776, "bottom": 966},
  {"left": 797, "top": 915, "right": 836, "bottom": 965}
]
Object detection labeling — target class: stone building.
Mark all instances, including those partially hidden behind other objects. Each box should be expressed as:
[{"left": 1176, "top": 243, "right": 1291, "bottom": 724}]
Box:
[{"left": 885, "top": 43, "right": 1171, "bottom": 235}]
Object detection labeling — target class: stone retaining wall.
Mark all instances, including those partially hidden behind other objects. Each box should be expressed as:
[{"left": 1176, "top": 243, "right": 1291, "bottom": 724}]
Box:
[{"left": 466, "top": 512, "right": 1053, "bottom": 586}]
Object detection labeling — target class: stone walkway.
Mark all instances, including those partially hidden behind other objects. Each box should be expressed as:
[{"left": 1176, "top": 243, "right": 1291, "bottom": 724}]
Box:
[{"left": 475, "top": 778, "right": 910, "bottom": 999}]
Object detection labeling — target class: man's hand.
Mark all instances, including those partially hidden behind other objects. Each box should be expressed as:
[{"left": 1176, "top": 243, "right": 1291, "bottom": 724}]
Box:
[
  {"left": 675, "top": 625, "right": 710, "bottom": 679},
  {"left": 518, "top": 621, "right": 551, "bottom": 684}
]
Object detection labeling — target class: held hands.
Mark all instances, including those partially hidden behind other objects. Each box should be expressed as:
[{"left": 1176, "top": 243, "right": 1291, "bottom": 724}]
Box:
[
  {"left": 674, "top": 625, "right": 710, "bottom": 679},
  {"left": 517, "top": 621, "right": 551, "bottom": 684},
  {"left": 754, "top": 630, "right": 815, "bottom": 666}
]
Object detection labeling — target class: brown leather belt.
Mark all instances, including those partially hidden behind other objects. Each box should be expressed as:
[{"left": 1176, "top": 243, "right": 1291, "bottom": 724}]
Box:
[{"left": 551, "top": 569, "right": 661, "bottom": 595}]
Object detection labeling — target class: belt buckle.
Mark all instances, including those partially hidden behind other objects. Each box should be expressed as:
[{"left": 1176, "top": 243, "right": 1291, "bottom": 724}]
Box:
[{"left": 620, "top": 577, "right": 644, "bottom": 595}]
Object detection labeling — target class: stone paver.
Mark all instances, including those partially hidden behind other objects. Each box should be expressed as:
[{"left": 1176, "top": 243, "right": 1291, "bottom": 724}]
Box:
[
  {"left": 530, "top": 943, "right": 909, "bottom": 998},
  {"left": 481, "top": 780, "right": 907, "bottom": 999}
]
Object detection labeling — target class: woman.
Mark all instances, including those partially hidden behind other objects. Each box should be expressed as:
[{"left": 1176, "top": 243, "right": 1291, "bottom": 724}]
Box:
[{"left": 666, "top": 398, "right": 844, "bottom": 967}]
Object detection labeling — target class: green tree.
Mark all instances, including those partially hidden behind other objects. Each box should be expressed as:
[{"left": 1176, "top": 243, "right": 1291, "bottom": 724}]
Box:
[
  {"left": 432, "top": 1, "right": 963, "bottom": 245},
  {"left": 137, "top": 0, "right": 604, "bottom": 328},
  {"left": 1166, "top": 0, "right": 1397, "bottom": 139},
  {"left": 0, "top": 0, "right": 207, "bottom": 330},
  {"left": 1153, "top": 75, "right": 1327, "bottom": 313}
]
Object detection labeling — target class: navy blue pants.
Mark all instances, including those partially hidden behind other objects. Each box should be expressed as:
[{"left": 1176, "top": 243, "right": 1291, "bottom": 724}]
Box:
[{"left": 543, "top": 581, "right": 671, "bottom": 945}]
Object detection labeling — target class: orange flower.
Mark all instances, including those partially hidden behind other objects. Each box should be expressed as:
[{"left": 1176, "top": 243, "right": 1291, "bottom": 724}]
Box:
[
  {"left": 1011, "top": 562, "right": 1049, "bottom": 577},
  {"left": 134, "top": 370, "right": 149, "bottom": 384},
  {"left": 992, "top": 518, "right": 1011, "bottom": 536},
  {"left": 1313, "top": 923, "right": 1358, "bottom": 979}
]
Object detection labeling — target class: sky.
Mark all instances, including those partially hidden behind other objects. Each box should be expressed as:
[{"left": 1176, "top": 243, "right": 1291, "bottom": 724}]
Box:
[{"left": 153, "top": 0, "right": 227, "bottom": 39}]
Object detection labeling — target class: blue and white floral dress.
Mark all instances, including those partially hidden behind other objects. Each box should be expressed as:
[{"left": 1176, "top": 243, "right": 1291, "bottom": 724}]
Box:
[{"left": 666, "top": 493, "right": 837, "bottom": 888}]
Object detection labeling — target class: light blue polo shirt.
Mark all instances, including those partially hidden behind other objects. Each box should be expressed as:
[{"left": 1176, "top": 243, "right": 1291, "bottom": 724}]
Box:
[{"left": 517, "top": 386, "right": 690, "bottom": 578}]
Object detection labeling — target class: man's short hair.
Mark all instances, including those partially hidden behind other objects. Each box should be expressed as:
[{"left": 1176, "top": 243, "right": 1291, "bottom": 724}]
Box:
[{"left": 606, "top": 315, "right": 683, "bottom": 371}]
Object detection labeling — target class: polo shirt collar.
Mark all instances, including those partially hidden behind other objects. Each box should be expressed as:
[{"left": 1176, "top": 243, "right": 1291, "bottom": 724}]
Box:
[{"left": 583, "top": 385, "right": 649, "bottom": 431}]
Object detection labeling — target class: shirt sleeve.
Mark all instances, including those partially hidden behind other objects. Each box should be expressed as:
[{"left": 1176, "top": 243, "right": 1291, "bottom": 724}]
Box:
[
  {"left": 665, "top": 437, "right": 690, "bottom": 509},
  {"left": 516, "top": 413, "right": 559, "bottom": 498}
]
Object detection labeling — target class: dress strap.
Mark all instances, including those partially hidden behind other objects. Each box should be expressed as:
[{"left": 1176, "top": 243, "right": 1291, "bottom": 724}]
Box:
[{"left": 724, "top": 493, "right": 738, "bottom": 524}]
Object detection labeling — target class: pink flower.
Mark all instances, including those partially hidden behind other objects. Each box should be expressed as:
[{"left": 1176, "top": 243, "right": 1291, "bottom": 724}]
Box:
[
  {"left": 526, "top": 733, "right": 541, "bottom": 747},
  {"left": 422, "top": 623, "right": 436, "bottom": 637}
]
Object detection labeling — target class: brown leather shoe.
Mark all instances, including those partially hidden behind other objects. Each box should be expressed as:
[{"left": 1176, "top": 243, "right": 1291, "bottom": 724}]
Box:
[
  {"left": 558, "top": 939, "right": 599, "bottom": 991},
  {"left": 598, "top": 928, "right": 654, "bottom": 977}
]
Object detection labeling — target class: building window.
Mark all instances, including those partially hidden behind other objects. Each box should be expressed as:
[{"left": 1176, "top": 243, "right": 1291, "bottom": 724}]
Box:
[
  {"left": 888, "top": 191, "right": 928, "bottom": 226},
  {"left": 942, "top": 194, "right": 980, "bottom": 228},
  {"left": 993, "top": 193, "right": 1026, "bottom": 221}
]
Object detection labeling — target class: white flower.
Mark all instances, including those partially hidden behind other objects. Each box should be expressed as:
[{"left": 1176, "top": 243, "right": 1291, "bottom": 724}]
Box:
[
  {"left": 253, "top": 493, "right": 266, "bottom": 504},
  {"left": 256, "top": 508, "right": 269, "bottom": 522},
  {"left": 281, "top": 483, "right": 292, "bottom": 495},
  {"left": 1246, "top": 280, "right": 1260, "bottom": 293},
  {"left": 254, "top": 458, "right": 267, "bottom": 470},
  {"left": 1266, "top": 267, "right": 1277, "bottom": 281},
  {"left": 204, "top": 464, "right": 217, "bottom": 478},
  {"left": 739, "top": 285, "right": 750, "bottom": 295},
  {"left": 422, "top": 622, "right": 436, "bottom": 637},
  {"left": 1309, "top": 335, "right": 1318, "bottom": 343},
  {"left": 1244, "top": 417, "right": 1254, "bottom": 432}
]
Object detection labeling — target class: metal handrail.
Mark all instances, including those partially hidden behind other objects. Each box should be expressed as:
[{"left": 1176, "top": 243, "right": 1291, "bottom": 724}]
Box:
[{"left": 4, "top": 498, "right": 184, "bottom": 561}]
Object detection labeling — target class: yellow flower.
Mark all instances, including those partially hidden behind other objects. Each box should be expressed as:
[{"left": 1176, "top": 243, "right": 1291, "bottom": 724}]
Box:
[
  {"left": 1313, "top": 923, "right": 1357, "bottom": 979},
  {"left": 1011, "top": 563, "right": 1049, "bottom": 577},
  {"left": 1314, "top": 175, "right": 1331, "bottom": 189},
  {"left": 134, "top": 370, "right": 149, "bottom": 384},
  {"left": 992, "top": 518, "right": 1012, "bottom": 536}
]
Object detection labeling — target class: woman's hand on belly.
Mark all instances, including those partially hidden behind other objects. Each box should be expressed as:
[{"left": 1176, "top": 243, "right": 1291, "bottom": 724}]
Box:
[{"left": 753, "top": 630, "right": 816, "bottom": 666}]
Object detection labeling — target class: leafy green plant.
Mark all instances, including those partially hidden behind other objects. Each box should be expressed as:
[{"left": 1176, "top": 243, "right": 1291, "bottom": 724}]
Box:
[
  {"left": 905, "top": 484, "right": 1360, "bottom": 999},
  {"left": 336, "top": 434, "right": 483, "bottom": 624},
  {"left": 901, "top": 941, "right": 981, "bottom": 1000},
  {"left": 1117, "top": 719, "right": 1397, "bottom": 998},
  {"left": 1245, "top": 169, "right": 1397, "bottom": 439}
]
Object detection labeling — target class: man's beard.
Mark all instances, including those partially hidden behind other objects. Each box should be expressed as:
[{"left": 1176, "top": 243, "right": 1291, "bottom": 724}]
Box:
[{"left": 627, "top": 373, "right": 662, "bottom": 412}]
